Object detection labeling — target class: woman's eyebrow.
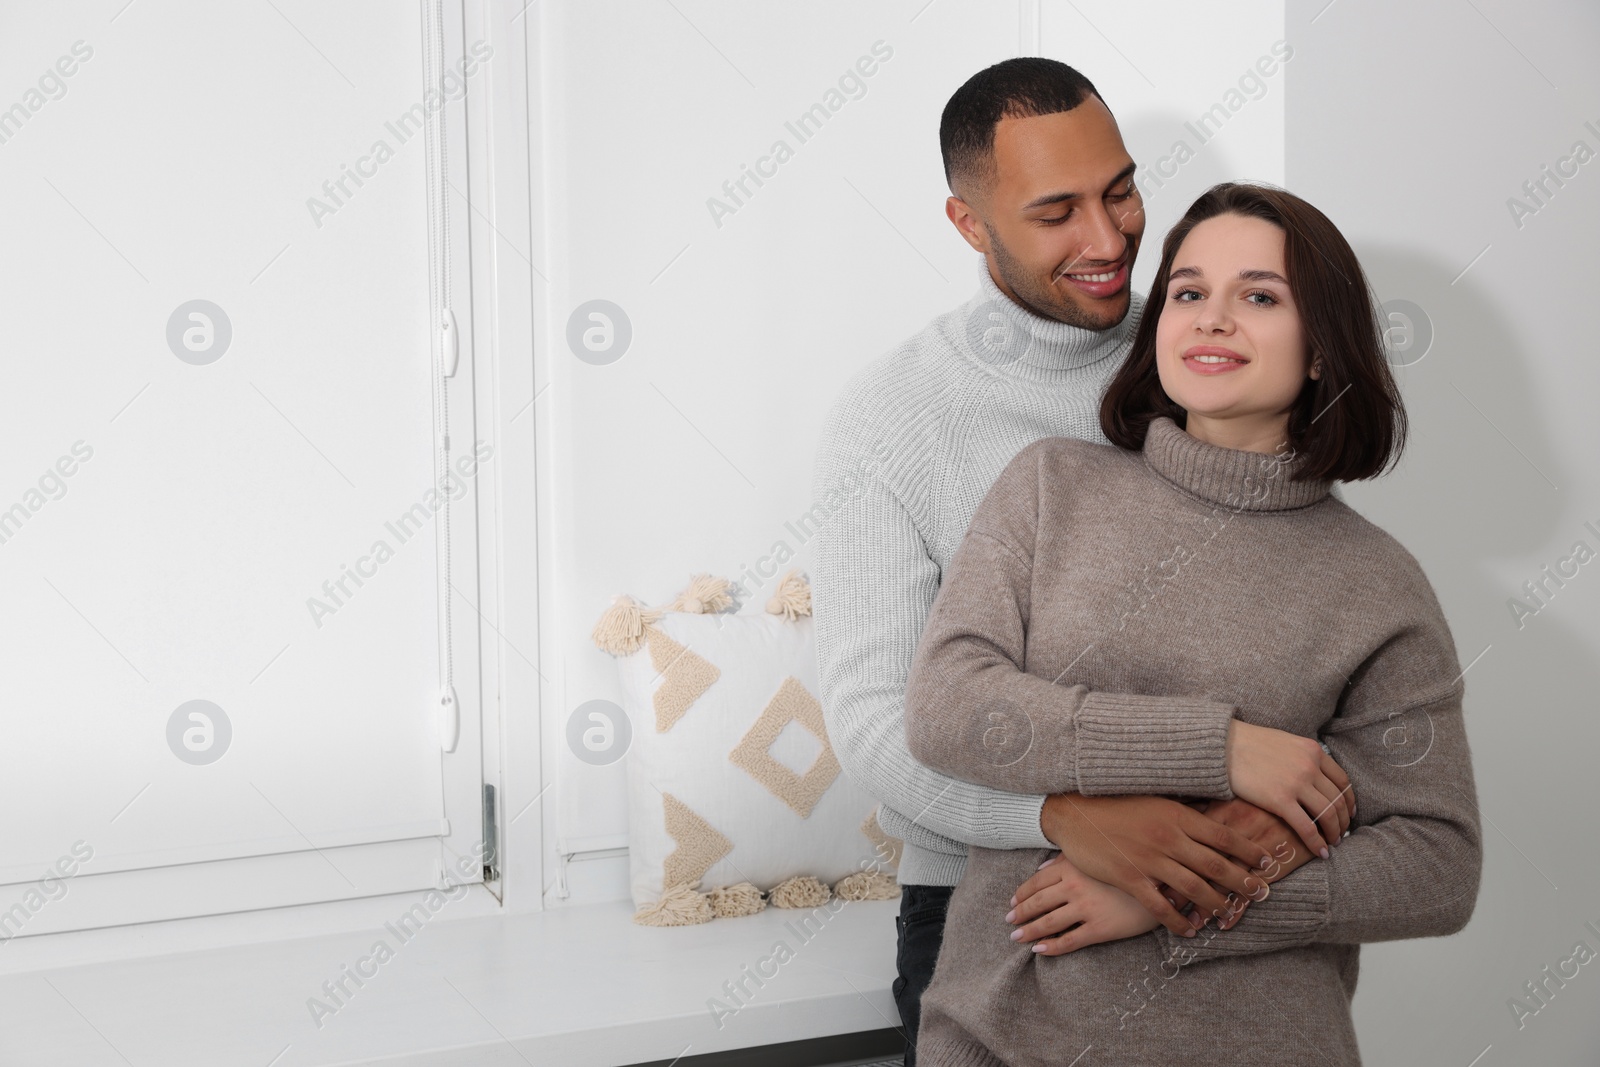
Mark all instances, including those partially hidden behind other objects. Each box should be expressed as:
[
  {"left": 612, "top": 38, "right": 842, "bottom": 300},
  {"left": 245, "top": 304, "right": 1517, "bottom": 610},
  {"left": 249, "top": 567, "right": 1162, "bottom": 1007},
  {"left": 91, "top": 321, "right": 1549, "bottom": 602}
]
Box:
[{"left": 1168, "top": 266, "right": 1288, "bottom": 284}]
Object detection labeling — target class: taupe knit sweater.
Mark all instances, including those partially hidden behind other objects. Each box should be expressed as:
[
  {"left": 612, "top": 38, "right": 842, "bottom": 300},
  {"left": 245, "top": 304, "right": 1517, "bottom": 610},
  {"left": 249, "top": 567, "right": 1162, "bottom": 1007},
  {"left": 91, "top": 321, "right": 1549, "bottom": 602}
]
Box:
[{"left": 903, "top": 416, "right": 1482, "bottom": 1067}]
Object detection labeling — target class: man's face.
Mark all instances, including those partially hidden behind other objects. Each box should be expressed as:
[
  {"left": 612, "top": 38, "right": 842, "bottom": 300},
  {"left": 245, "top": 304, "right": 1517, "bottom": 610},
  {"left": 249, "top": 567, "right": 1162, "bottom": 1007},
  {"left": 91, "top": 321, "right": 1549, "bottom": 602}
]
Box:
[{"left": 951, "top": 96, "right": 1144, "bottom": 331}]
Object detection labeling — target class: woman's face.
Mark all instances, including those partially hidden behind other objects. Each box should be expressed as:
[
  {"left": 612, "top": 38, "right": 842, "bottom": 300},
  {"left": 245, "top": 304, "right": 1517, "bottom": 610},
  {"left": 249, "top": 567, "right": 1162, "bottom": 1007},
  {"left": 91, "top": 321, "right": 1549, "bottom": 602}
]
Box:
[{"left": 1154, "top": 213, "right": 1315, "bottom": 443}]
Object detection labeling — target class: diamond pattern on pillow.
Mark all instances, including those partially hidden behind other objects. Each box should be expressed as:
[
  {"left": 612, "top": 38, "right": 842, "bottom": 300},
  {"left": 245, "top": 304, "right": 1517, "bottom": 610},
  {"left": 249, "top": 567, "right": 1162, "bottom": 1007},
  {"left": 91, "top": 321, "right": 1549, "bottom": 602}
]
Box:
[{"left": 729, "top": 676, "right": 840, "bottom": 818}]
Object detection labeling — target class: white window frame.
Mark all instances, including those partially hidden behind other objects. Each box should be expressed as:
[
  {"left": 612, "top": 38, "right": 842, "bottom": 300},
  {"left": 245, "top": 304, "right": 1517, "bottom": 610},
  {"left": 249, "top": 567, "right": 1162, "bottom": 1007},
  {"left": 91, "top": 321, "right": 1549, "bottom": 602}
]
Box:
[{"left": 0, "top": 0, "right": 544, "bottom": 973}]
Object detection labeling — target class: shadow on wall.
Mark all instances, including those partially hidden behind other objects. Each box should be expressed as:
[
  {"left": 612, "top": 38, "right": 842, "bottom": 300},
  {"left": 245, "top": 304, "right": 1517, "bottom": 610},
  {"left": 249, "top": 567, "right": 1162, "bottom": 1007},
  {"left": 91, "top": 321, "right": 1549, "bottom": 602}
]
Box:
[
  {"left": 1344, "top": 243, "right": 1596, "bottom": 1046},
  {"left": 1116, "top": 112, "right": 1284, "bottom": 295}
]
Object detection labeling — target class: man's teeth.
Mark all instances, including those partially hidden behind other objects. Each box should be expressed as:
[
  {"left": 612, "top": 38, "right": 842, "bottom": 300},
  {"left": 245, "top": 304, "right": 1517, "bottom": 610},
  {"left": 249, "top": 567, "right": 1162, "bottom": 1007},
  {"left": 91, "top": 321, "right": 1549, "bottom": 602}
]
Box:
[
  {"left": 1190, "top": 354, "right": 1243, "bottom": 363},
  {"left": 1068, "top": 270, "right": 1118, "bottom": 282}
]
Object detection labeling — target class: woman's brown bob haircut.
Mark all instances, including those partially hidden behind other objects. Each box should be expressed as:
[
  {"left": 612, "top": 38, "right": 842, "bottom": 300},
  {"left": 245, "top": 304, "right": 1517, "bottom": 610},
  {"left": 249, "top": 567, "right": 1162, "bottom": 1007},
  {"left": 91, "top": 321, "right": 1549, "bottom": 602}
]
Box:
[{"left": 1100, "top": 181, "right": 1406, "bottom": 483}]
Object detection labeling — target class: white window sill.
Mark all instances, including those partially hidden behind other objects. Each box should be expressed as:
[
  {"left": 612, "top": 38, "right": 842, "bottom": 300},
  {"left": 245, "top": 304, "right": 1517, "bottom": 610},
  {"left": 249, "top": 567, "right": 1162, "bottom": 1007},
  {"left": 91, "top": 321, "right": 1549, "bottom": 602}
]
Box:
[{"left": 1, "top": 897, "right": 902, "bottom": 1066}]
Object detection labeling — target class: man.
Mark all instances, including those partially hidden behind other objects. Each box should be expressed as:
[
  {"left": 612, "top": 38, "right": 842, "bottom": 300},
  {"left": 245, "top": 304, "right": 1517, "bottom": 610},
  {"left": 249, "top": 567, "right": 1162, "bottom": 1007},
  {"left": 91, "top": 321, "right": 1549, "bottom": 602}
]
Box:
[{"left": 810, "top": 58, "right": 1308, "bottom": 1062}]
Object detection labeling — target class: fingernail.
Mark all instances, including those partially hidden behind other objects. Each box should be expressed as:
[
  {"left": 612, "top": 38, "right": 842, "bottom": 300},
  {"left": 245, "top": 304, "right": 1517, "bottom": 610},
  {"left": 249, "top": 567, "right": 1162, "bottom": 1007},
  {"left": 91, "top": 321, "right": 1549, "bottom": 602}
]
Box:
[
  {"left": 1005, "top": 909, "right": 1016, "bottom": 923},
  {"left": 1031, "top": 943, "right": 1047, "bottom": 952},
  {"left": 1320, "top": 847, "right": 1330, "bottom": 859},
  {"left": 1011, "top": 928, "right": 1024, "bottom": 941},
  {"left": 1010, "top": 895, "right": 1017, "bottom": 907},
  {"left": 1260, "top": 855, "right": 1273, "bottom": 867},
  {"left": 1038, "top": 860, "right": 1052, "bottom": 870},
  {"left": 1183, "top": 927, "right": 1195, "bottom": 938}
]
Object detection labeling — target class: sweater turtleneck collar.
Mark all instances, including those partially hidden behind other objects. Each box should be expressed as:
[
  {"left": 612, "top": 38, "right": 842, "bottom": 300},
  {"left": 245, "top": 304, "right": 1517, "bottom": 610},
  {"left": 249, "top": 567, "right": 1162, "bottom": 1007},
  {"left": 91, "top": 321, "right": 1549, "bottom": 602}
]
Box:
[
  {"left": 1141, "top": 414, "right": 1333, "bottom": 512},
  {"left": 959, "top": 255, "right": 1144, "bottom": 384}
]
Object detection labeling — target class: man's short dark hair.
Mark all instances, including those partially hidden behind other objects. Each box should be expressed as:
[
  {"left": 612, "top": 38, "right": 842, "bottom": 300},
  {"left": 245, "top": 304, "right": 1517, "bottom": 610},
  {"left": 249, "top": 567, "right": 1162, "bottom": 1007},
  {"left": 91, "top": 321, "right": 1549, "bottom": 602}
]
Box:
[{"left": 939, "top": 57, "right": 1106, "bottom": 202}]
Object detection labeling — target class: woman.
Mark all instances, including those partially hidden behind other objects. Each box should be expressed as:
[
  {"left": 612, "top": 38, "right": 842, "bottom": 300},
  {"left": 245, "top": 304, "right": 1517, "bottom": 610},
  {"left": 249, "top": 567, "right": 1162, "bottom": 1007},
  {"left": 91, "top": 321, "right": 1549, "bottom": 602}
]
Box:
[{"left": 901, "top": 182, "right": 1482, "bottom": 1066}]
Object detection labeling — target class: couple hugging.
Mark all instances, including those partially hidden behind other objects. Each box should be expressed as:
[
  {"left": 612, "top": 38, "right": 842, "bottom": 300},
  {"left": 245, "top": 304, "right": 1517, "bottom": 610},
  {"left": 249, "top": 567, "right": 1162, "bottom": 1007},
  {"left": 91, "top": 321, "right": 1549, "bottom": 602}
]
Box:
[{"left": 810, "top": 57, "right": 1482, "bottom": 1067}]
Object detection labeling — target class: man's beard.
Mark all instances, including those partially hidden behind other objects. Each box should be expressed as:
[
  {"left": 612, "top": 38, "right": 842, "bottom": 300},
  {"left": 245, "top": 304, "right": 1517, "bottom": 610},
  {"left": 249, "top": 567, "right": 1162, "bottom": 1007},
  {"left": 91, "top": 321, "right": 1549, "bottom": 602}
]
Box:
[{"left": 986, "top": 223, "right": 1131, "bottom": 332}]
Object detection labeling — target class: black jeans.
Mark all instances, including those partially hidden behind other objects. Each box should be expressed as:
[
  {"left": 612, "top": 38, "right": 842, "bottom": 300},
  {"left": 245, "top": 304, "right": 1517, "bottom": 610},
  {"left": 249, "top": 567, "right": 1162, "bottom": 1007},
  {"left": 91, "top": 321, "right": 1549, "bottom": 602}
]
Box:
[{"left": 891, "top": 884, "right": 954, "bottom": 1066}]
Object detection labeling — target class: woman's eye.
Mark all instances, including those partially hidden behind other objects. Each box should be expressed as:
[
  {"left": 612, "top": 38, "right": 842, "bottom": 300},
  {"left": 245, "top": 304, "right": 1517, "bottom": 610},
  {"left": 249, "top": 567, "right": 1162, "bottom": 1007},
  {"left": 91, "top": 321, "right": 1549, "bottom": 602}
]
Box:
[
  {"left": 1247, "top": 291, "right": 1278, "bottom": 306},
  {"left": 1171, "top": 289, "right": 1200, "bottom": 302}
]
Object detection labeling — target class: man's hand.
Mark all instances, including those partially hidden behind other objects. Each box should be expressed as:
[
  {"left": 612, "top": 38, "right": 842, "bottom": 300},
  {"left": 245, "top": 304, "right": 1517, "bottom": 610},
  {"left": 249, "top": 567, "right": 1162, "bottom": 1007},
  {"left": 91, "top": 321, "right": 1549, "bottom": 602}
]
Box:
[
  {"left": 1163, "top": 797, "right": 1317, "bottom": 913},
  {"left": 1008, "top": 854, "right": 1248, "bottom": 956},
  {"left": 1038, "top": 793, "right": 1274, "bottom": 937}
]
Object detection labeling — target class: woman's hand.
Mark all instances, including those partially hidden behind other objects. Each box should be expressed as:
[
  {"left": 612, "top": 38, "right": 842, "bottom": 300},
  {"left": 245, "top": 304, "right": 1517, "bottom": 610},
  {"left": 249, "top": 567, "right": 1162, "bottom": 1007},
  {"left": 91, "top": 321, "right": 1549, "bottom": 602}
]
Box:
[
  {"left": 1225, "top": 721, "right": 1354, "bottom": 857},
  {"left": 1007, "top": 854, "right": 1247, "bottom": 956}
]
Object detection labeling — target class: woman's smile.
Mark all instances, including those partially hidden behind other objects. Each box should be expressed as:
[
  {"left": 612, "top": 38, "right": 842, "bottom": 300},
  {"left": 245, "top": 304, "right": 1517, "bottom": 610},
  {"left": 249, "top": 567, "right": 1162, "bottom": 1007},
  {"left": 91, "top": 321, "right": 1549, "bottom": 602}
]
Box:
[{"left": 1182, "top": 344, "right": 1249, "bottom": 373}]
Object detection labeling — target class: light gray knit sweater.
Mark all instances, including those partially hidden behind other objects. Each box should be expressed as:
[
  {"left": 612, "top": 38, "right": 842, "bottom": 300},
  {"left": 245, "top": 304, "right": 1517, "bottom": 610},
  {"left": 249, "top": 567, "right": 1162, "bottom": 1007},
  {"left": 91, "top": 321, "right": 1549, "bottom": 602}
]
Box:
[
  {"left": 810, "top": 255, "right": 1146, "bottom": 886},
  {"left": 903, "top": 419, "right": 1481, "bottom": 1066}
]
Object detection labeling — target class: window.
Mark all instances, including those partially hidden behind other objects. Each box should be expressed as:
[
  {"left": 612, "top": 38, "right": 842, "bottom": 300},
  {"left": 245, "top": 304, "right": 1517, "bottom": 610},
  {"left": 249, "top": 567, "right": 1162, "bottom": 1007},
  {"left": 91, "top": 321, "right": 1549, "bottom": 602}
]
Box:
[{"left": 0, "top": 0, "right": 494, "bottom": 938}]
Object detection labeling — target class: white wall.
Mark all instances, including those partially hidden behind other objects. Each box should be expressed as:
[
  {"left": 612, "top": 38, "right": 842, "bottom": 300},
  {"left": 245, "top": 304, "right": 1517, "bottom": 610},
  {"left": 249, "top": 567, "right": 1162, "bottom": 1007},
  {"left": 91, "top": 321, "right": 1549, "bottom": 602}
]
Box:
[{"left": 1287, "top": 2, "right": 1600, "bottom": 1064}]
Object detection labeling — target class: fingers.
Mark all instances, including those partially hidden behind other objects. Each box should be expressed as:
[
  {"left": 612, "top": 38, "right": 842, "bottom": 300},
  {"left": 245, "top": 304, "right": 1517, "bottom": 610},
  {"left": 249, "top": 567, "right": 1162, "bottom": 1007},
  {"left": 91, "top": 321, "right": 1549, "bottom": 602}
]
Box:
[
  {"left": 1009, "top": 879, "right": 1073, "bottom": 925},
  {"left": 1011, "top": 901, "right": 1084, "bottom": 944},
  {"left": 1031, "top": 924, "right": 1090, "bottom": 956},
  {"left": 1009, "top": 865, "right": 1061, "bottom": 909},
  {"left": 1171, "top": 841, "right": 1267, "bottom": 905},
  {"left": 1178, "top": 890, "right": 1250, "bottom": 937},
  {"left": 1279, "top": 794, "right": 1330, "bottom": 857},
  {"left": 1307, "top": 780, "right": 1339, "bottom": 847},
  {"left": 1152, "top": 858, "right": 1235, "bottom": 927},
  {"left": 1183, "top": 809, "right": 1275, "bottom": 870},
  {"left": 1129, "top": 879, "right": 1199, "bottom": 937},
  {"left": 1321, "top": 751, "right": 1355, "bottom": 831},
  {"left": 1321, "top": 750, "right": 1353, "bottom": 804},
  {"left": 1307, "top": 776, "right": 1349, "bottom": 846},
  {"left": 1211, "top": 891, "right": 1250, "bottom": 931}
]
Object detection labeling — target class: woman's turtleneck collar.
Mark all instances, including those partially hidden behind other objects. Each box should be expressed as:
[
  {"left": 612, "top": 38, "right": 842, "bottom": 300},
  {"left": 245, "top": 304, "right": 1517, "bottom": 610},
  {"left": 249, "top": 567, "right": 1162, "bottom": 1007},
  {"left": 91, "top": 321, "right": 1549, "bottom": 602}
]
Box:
[
  {"left": 959, "top": 255, "right": 1145, "bottom": 384},
  {"left": 1141, "top": 414, "right": 1333, "bottom": 512}
]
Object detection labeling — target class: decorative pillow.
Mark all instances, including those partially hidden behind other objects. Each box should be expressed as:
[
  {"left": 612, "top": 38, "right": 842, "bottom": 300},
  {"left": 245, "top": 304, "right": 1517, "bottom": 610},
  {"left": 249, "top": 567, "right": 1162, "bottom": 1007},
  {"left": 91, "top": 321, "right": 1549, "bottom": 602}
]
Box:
[{"left": 592, "top": 570, "right": 901, "bottom": 925}]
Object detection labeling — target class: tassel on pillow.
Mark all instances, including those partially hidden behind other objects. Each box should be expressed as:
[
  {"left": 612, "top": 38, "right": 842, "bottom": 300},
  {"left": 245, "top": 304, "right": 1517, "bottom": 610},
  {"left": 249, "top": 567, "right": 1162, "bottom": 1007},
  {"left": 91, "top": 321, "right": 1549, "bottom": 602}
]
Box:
[
  {"left": 591, "top": 594, "right": 663, "bottom": 656},
  {"left": 765, "top": 569, "right": 811, "bottom": 621},
  {"left": 633, "top": 882, "right": 714, "bottom": 926},
  {"left": 708, "top": 881, "right": 766, "bottom": 917},
  {"left": 833, "top": 870, "right": 899, "bottom": 901},
  {"left": 767, "top": 875, "right": 831, "bottom": 909},
  {"left": 670, "top": 573, "right": 737, "bottom": 615}
]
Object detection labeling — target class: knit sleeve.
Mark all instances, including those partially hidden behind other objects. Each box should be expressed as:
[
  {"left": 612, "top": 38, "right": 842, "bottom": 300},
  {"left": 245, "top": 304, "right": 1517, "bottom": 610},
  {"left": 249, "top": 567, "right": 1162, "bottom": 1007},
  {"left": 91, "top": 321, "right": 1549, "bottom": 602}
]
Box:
[
  {"left": 902, "top": 442, "right": 1238, "bottom": 798},
  {"left": 810, "top": 410, "right": 1054, "bottom": 852},
  {"left": 1153, "top": 567, "right": 1484, "bottom": 968}
]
